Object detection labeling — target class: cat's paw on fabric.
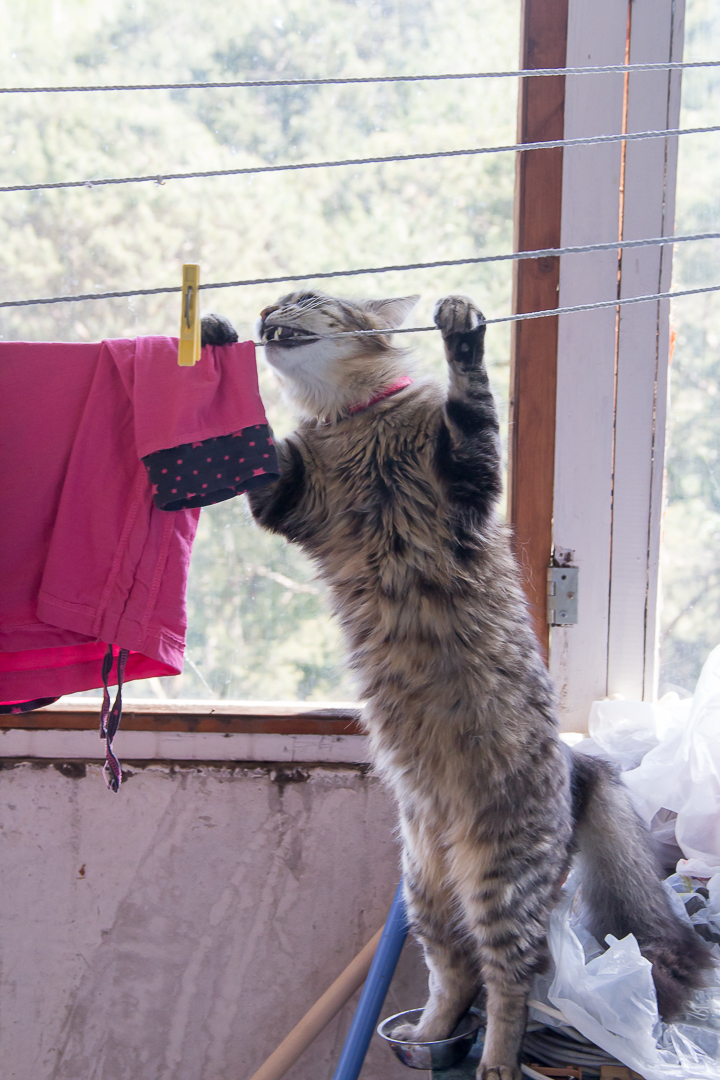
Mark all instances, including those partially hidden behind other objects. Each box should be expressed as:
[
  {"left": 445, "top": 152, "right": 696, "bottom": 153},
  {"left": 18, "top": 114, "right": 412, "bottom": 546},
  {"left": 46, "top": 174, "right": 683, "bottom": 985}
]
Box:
[
  {"left": 200, "top": 313, "right": 239, "bottom": 347},
  {"left": 433, "top": 295, "right": 486, "bottom": 337}
]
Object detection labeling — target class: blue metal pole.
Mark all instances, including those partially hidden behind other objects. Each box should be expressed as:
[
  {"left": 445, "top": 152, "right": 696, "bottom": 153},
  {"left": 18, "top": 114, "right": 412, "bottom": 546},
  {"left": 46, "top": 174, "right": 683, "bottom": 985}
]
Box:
[{"left": 332, "top": 879, "right": 410, "bottom": 1080}]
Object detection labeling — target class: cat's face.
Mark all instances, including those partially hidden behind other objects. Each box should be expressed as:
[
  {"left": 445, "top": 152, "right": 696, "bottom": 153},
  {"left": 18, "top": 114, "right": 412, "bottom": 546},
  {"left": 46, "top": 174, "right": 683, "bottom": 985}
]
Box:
[{"left": 258, "top": 291, "right": 419, "bottom": 419}]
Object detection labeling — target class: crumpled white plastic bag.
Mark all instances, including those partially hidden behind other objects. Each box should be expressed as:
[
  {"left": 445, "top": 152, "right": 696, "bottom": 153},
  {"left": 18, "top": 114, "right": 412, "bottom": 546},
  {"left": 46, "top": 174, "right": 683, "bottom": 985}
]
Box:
[
  {"left": 580, "top": 644, "right": 720, "bottom": 875},
  {"left": 540, "top": 890, "right": 720, "bottom": 1079},
  {"left": 665, "top": 873, "right": 720, "bottom": 959},
  {"left": 623, "top": 646, "right": 720, "bottom": 874},
  {"left": 586, "top": 698, "right": 668, "bottom": 771},
  {"left": 532, "top": 648, "right": 720, "bottom": 1075}
]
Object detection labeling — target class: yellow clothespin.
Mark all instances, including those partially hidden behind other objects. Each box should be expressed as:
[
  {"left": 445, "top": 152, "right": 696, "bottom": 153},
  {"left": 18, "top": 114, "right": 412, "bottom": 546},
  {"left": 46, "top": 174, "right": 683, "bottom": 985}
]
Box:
[{"left": 178, "top": 263, "right": 201, "bottom": 366}]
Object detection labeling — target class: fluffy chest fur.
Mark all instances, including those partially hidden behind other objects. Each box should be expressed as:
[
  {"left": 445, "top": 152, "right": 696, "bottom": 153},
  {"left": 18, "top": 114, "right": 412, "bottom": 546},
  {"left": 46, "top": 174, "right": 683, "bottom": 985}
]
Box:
[{"left": 256, "top": 380, "right": 562, "bottom": 822}]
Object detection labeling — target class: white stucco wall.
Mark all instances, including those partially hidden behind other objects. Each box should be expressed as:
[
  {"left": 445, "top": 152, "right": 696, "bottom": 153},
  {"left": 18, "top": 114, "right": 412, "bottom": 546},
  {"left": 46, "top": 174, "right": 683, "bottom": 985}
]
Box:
[{"left": 0, "top": 758, "right": 428, "bottom": 1080}]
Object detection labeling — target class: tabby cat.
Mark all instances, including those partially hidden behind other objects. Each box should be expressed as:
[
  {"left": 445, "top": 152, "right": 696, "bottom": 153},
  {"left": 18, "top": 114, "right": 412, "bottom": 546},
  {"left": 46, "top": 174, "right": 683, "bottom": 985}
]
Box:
[{"left": 203, "top": 295, "right": 711, "bottom": 1080}]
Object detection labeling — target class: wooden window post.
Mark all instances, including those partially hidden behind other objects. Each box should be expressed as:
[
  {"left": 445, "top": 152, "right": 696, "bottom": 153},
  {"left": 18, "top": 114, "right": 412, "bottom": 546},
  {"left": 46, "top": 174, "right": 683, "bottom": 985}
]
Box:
[
  {"left": 509, "top": 0, "right": 569, "bottom": 660},
  {"left": 511, "top": 0, "right": 684, "bottom": 730},
  {"left": 606, "top": 0, "right": 685, "bottom": 704},
  {"left": 550, "top": 0, "right": 629, "bottom": 728}
]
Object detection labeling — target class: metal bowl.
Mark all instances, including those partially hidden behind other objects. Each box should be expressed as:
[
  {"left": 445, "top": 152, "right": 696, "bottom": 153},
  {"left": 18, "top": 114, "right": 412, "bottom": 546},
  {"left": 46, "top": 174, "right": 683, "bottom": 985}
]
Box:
[{"left": 377, "top": 1007, "right": 484, "bottom": 1070}]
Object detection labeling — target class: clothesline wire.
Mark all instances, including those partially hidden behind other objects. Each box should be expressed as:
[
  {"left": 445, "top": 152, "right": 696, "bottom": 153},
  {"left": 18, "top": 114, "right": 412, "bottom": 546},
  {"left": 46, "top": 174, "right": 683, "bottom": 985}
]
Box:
[
  {"left": 2, "top": 285, "right": 719, "bottom": 331},
  {"left": 251, "top": 284, "right": 720, "bottom": 341},
  {"left": 1, "top": 230, "right": 718, "bottom": 310},
  {"left": 1, "top": 58, "right": 719, "bottom": 95},
  {"left": 3, "top": 124, "right": 717, "bottom": 196}
]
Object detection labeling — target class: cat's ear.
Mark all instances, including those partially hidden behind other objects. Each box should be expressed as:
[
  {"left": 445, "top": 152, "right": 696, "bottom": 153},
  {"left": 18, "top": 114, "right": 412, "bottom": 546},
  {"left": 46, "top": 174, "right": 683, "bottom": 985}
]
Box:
[{"left": 363, "top": 295, "right": 420, "bottom": 329}]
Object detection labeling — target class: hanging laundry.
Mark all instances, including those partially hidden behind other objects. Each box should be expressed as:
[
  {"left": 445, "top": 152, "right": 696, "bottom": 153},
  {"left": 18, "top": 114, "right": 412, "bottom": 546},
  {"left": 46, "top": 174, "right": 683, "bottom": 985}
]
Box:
[{"left": 0, "top": 336, "right": 279, "bottom": 783}]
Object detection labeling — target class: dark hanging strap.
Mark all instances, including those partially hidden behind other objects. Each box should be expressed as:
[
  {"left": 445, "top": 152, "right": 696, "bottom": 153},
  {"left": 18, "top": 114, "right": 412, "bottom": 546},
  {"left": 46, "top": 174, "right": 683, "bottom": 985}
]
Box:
[{"left": 99, "top": 644, "right": 129, "bottom": 793}]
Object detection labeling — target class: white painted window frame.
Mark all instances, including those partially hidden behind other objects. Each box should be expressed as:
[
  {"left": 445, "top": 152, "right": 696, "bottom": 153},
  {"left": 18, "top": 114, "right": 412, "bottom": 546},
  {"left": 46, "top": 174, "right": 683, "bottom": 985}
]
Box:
[{"left": 551, "top": 0, "right": 685, "bottom": 731}]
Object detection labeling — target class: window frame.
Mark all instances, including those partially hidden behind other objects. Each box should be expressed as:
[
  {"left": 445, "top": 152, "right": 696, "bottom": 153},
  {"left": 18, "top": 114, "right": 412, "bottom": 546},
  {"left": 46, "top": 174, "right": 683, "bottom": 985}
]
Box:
[
  {"left": 511, "top": 0, "right": 685, "bottom": 731},
  {"left": 0, "top": 699, "right": 362, "bottom": 736}
]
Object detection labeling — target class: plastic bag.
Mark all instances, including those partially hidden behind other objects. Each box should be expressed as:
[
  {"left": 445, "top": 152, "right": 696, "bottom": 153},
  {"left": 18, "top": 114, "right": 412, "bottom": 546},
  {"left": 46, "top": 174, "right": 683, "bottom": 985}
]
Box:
[
  {"left": 586, "top": 698, "right": 666, "bottom": 770},
  {"left": 531, "top": 649, "right": 720, "bottom": 1074},
  {"left": 580, "top": 644, "right": 720, "bottom": 875},
  {"left": 665, "top": 873, "right": 720, "bottom": 959},
  {"left": 580, "top": 692, "right": 691, "bottom": 772},
  {"left": 532, "top": 885, "right": 720, "bottom": 1079},
  {"left": 622, "top": 646, "right": 720, "bottom": 874}
]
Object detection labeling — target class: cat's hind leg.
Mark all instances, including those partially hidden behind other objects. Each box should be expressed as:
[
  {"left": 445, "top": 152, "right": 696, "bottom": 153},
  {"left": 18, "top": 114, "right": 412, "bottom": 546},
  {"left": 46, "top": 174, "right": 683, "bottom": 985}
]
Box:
[
  {"left": 394, "top": 814, "right": 482, "bottom": 1043},
  {"left": 449, "top": 839, "right": 567, "bottom": 1080}
]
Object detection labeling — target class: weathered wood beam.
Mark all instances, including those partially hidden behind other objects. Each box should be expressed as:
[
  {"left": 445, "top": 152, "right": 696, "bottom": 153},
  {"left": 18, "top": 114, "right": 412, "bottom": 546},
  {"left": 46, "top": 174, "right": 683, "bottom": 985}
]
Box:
[{"left": 509, "top": 0, "right": 569, "bottom": 659}]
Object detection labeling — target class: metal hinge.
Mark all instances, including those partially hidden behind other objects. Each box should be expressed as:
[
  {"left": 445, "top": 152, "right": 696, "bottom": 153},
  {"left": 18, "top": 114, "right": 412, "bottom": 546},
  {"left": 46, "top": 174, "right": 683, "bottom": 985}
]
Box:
[{"left": 547, "top": 548, "right": 578, "bottom": 626}]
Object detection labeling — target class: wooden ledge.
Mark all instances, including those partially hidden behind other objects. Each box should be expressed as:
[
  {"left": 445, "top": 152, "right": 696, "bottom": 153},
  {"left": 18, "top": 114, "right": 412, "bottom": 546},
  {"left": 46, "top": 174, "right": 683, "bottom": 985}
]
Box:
[{"left": 2, "top": 699, "right": 365, "bottom": 736}]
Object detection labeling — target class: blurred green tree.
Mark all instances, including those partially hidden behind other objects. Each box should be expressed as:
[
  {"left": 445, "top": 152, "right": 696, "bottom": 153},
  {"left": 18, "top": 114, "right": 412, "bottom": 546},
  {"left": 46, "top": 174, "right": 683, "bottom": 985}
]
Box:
[
  {"left": 0, "top": 0, "right": 518, "bottom": 700},
  {"left": 659, "top": 0, "right": 720, "bottom": 693},
  {"left": 4, "top": 0, "right": 719, "bottom": 701}
]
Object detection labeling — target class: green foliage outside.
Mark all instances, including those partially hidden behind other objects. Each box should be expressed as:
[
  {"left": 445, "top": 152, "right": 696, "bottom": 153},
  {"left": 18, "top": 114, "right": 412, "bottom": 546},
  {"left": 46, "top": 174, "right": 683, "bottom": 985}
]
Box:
[
  {"left": 0, "top": 0, "right": 518, "bottom": 700},
  {"left": 2, "top": 0, "right": 718, "bottom": 701},
  {"left": 660, "top": 0, "right": 720, "bottom": 693}
]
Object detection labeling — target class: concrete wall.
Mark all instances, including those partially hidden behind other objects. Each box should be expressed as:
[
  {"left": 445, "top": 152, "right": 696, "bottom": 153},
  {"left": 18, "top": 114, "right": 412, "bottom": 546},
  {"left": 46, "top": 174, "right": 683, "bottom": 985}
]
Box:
[{"left": 0, "top": 759, "right": 428, "bottom": 1080}]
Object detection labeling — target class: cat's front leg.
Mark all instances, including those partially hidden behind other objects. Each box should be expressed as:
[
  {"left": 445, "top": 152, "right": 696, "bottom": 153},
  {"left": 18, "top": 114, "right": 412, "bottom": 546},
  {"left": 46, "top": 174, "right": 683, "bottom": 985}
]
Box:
[
  {"left": 246, "top": 436, "right": 308, "bottom": 542},
  {"left": 434, "top": 294, "right": 487, "bottom": 373},
  {"left": 200, "top": 313, "right": 239, "bottom": 347},
  {"left": 433, "top": 296, "right": 502, "bottom": 519}
]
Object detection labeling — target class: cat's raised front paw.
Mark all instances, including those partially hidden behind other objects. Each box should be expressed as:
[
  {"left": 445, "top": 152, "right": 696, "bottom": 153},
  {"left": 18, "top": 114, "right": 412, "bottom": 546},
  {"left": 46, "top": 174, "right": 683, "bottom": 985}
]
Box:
[
  {"left": 433, "top": 295, "right": 485, "bottom": 338},
  {"left": 201, "top": 313, "right": 239, "bottom": 347}
]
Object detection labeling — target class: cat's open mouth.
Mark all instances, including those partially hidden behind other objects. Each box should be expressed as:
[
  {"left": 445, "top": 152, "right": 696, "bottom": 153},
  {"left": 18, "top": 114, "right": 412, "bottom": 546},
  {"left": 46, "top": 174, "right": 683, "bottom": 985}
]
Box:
[{"left": 262, "top": 325, "right": 318, "bottom": 348}]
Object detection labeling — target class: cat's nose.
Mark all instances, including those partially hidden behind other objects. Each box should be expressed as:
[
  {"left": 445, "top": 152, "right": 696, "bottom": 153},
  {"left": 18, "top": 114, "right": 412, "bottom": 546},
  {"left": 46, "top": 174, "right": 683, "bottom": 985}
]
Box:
[{"left": 259, "top": 305, "right": 279, "bottom": 338}]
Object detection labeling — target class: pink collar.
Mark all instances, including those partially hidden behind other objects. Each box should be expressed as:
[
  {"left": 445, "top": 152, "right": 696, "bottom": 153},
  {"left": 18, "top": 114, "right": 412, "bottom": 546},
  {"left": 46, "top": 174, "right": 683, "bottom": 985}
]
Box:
[{"left": 347, "top": 376, "right": 414, "bottom": 416}]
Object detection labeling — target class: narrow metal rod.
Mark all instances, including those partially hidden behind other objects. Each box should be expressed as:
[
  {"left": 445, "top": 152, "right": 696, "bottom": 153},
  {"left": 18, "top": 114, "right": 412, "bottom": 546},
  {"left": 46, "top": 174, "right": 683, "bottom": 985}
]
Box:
[
  {"left": 331, "top": 880, "right": 410, "bottom": 1080},
  {"left": 1, "top": 60, "right": 718, "bottom": 96}
]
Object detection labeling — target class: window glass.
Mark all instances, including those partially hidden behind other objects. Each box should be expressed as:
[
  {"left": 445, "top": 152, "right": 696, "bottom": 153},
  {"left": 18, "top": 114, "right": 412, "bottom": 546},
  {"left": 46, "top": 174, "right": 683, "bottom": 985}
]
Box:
[
  {"left": 660, "top": 0, "right": 720, "bottom": 694},
  {"left": 1, "top": 0, "right": 519, "bottom": 701}
]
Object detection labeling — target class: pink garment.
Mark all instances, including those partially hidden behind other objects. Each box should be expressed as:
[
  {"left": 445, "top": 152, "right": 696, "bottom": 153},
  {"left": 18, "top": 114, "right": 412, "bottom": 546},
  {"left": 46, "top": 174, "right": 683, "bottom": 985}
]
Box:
[{"left": 0, "top": 336, "right": 267, "bottom": 703}]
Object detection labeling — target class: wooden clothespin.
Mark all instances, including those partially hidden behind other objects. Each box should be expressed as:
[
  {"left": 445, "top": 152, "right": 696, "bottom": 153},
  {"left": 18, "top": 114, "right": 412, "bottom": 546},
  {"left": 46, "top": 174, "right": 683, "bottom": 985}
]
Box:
[{"left": 178, "top": 263, "right": 201, "bottom": 366}]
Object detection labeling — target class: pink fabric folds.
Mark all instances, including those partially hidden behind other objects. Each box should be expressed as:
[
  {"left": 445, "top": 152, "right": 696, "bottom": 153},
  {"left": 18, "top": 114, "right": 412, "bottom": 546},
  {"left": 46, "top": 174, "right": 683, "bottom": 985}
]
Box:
[{"left": 0, "top": 337, "right": 266, "bottom": 703}]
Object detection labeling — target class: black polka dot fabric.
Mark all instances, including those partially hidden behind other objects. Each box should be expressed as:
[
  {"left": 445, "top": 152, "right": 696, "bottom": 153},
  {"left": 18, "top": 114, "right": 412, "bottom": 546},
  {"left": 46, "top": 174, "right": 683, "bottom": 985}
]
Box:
[
  {"left": 0, "top": 696, "right": 60, "bottom": 715},
  {"left": 142, "top": 424, "right": 280, "bottom": 511}
]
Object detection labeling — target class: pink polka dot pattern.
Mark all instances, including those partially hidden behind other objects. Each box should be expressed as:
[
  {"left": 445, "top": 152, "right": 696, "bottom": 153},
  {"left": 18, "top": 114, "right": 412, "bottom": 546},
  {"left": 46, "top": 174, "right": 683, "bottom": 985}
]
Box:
[{"left": 143, "top": 425, "right": 279, "bottom": 511}]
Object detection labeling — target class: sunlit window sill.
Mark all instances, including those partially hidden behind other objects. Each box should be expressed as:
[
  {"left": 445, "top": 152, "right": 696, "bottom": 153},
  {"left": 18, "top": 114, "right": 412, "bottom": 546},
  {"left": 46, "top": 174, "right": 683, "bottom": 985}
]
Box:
[
  {"left": 0, "top": 700, "right": 584, "bottom": 765},
  {"left": 0, "top": 699, "right": 369, "bottom": 765},
  {"left": 2, "top": 698, "right": 363, "bottom": 733}
]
